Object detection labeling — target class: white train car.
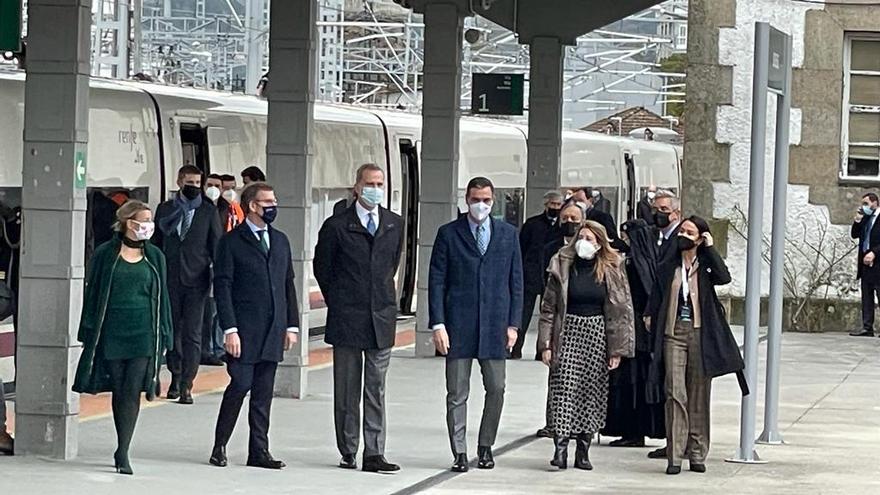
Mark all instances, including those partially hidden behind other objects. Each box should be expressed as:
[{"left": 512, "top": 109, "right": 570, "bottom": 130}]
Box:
[{"left": 0, "top": 69, "right": 681, "bottom": 384}]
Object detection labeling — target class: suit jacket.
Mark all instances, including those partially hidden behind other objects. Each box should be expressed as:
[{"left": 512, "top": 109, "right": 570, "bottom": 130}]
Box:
[
  {"left": 213, "top": 223, "right": 300, "bottom": 364},
  {"left": 153, "top": 199, "right": 223, "bottom": 289},
  {"left": 637, "top": 198, "right": 656, "bottom": 225},
  {"left": 656, "top": 222, "right": 682, "bottom": 266},
  {"left": 314, "top": 204, "right": 403, "bottom": 350},
  {"left": 586, "top": 207, "right": 626, "bottom": 251},
  {"left": 428, "top": 216, "right": 524, "bottom": 360},
  {"left": 851, "top": 214, "right": 880, "bottom": 283},
  {"left": 519, "top": 213, "right": 556, "bottom": 294}
]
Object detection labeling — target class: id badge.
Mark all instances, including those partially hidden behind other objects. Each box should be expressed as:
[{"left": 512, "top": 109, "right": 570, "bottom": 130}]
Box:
[{"left": 680, "top": 304, "right": 692, "bottom": 322}]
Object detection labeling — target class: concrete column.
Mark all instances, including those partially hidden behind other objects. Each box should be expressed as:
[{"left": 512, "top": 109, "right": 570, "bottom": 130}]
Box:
[
  {"left": 414, "top": 2, "right": 466, "bottom": 357},
  {"left": 266, "top": 0, "right": 316, "bottom": 397},
  {"left": 16, "top": 0, "right": 92, "bottom": 458},
  {"left": 525, "top": 36, "right": 564, "bottom": 216}
]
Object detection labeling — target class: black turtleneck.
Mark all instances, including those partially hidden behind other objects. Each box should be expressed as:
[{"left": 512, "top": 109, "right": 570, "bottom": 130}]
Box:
[{"left": 567, "top": 257, "right": 606, "bottom": 317}]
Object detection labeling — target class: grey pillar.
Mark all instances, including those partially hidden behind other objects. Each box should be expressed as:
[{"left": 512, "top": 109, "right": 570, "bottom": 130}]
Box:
[
  {"left": 266, "top": 0, "right": 317, "bottom": 397},
  {"left": 16, "top": 0, "right": 91, "bottom": 458},
  {"left": 525, "top": 37, "right": 564, "bottom": 216},
  {"left": 414, "top": 2, "right": 466, "bottom": 357}
]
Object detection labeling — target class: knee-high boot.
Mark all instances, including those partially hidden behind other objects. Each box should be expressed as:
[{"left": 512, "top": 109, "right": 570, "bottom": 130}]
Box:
[
  {"left": 551, "top": 436, "right": 569, "bottom": 469},
  {"left": 574, "top": 433, "right": 593, "bottom": 470}
]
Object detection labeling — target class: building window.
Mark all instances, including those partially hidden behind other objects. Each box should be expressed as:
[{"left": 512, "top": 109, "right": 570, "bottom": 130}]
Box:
[{"left": 842, "top": 34, "right": 880, "bottom": 180}]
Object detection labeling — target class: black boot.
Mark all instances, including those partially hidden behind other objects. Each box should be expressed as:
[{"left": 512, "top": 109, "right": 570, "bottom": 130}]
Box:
[
  {"left": 114, "top": 449, "right": 133, "bottom": 475},
  {"left": 550, "top": 436, "right": 569, "bottom": 469},
  {"left": 574, "top": 433, "right": 593, "bottom": 470}
]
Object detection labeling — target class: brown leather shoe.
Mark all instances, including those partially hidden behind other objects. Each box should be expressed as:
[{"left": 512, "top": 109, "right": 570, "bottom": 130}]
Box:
[{"left": 0, "top": 431, "right": 14, "bottom": 455}]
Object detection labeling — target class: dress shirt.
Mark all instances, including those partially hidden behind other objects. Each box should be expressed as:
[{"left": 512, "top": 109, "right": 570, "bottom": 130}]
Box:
[{"left": 355, "top": 201, "right": 380, "bottom": 231}]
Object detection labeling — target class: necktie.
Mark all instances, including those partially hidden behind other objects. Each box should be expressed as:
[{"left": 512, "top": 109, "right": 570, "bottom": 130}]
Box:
[
  {"left": 180, "top": 209, "right": 193, "bottom": 240},
  {"left": 476, "top": 224, "right": 487, "bottom": 255},
  {"left": 367, "top": 213, "right": 377, "bottom": 236},
  {"left": 258, "top": 230, "right": 269, "bottom": 254}
]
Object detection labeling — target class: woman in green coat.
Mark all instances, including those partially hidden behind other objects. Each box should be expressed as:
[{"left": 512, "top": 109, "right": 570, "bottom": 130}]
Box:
[{"left": 73, "top": 200, "right": 173, "bottom": 475}]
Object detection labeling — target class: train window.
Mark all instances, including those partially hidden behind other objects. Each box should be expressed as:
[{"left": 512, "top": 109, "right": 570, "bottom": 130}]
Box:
[{"left": 86, "top": 188, "right": 149, "bottom": 266}]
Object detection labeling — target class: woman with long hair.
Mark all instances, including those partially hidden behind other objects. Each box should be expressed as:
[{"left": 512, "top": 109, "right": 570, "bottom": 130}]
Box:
[
  {"left": 645, "top": 215, "right": 747, "bottom": 475},
  {"left": 538, "top": 220, "right": 634, "bottom": 470},
  {"left": 73, "top": 200, "right": 173, "bottom": 475}
]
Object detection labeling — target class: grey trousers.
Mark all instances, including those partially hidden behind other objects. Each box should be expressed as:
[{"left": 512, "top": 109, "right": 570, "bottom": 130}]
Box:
[
  {"left": 333, "top": 346, "right": 392, "bottom": 457},
  {"left": 445, "top": 358, "right": 506, "bottom": 455},
  {"left": 664, "top": 320, "right": 711, "bottom": 466}
]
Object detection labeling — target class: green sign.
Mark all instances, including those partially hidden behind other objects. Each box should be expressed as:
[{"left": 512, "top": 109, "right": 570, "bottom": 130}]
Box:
[
  {"left": 75, "top": 151, "right": 87, "bottom": 189},
  {"left": 471, "top": 74, "right": 525, "bottom": 116},
  {"left": 0, "top": 0, "right": 22, "bottom": 52}
]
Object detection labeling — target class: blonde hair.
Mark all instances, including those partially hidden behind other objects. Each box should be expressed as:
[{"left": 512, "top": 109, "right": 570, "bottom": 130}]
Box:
[
  {"left": 113, "top": 200, "right": 151, "bottom": 233},
  {"left": 571, "top": 220, "right": 620, "bottom": 283}
]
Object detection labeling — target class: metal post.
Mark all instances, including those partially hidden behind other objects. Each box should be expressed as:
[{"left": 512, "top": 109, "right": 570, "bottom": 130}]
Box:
[
  {"left": 414, "top": 1, "right": 466, "bottom": 357},
  {"left": 266, "top": 0, "right": 316, "bottom": 398},
  {"left": 245, "top": 0, "right": 265, "bottom": 95},
  {"left": 525, "top": 36, "right": 564, "bottom": 216},
  {"left": 758, "top": 30, "right": 792, "bottom": 446},
  {"left": 728, "top": 22, "right": 769, "bottom": 464},
  {"left": 16, "top": 0, "right": 91, "bottom": 458}
]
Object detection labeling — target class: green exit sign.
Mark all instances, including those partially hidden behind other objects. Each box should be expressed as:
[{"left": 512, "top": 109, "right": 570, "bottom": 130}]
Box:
[{"left": 0, "top": 0, "right": 22, "bottom": 52}]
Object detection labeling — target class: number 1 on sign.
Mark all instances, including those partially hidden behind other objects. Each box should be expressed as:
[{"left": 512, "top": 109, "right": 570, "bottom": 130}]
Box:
[{"left": 478, "top": 93, "right": 488, "bottom": 112}]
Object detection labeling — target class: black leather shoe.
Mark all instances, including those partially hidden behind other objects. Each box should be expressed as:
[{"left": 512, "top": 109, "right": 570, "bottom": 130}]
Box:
[
  {"left": 451, "top": 453, "right": 469, "bottom": 472},
  {"left": 247, "top": 450, "right": 285, "bottom": 469},
  {"left": 166, "top": 376, "right": 180, "bottom": 400},
  {"left": 339, "top": 454, "right": 357, "bottom": 469},
  {"left": 550, "top": 436, "right": 569, "bottom": 470},
  {"left": 648, "top": 446, "right": 667, "bottom": 459},
  {"left": 690, "top": 461, "right": 706, "bottom": 473},
  {"left": 477, "top": 446, "right": 494, "bottom": 469},
  {"left": 666, "top": 464, "right": 681, "bottom": 475},
  {"left": 114, "top": 450, "right": 133, "bottom": 475},
  {"left": 609, "top": 437, "right": 645, "bottom": 447},
  {"left": 536, "top": 427, "right": 554, "bottom": 438},
  {"left": 202, "top": 355, "right": 225, "bottom": 366},
  {"left": 0, "top": 432, "right": 13, "bottom": 456},
  {"left": 209, "top": 446, "right": 227, "bottom": 467},
  {"left": 574, "top": 434, "right": 593, "bottom": 470},
  {"left": 178, "top": 389, "right": 194, "bottom": 405},
  {"left": 850, "top": 329, "right": 875, "bottom": 337},
  {"left": 363, "top": 455, "right": 400, "bottom": 473}
]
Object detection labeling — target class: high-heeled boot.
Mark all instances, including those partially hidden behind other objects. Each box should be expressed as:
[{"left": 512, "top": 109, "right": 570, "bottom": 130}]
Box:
[
  {"left": 550, "top": 436, "right": 569, "bottom": 469},
  {"left": 574, "top": 433, "right": 593, "bottom": 470}
]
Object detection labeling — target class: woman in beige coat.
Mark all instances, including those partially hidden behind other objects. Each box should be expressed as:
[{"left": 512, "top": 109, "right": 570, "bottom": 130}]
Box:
[{"left": 539, "top": 220, "right": 635, "bottom": 470}]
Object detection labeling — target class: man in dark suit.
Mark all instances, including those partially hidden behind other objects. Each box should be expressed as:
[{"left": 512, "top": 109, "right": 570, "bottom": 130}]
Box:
[
  {"left": 571, "top": 187, "right": 625, "bottom": 251},
  {"left": 209, "top": 182, "right": 300, "bottom": 470},
  {"left": 851, "top": 193, "right": 880, "bottom": 337},
  {"left": 653, "top": 189, "right": 683, "bottom": 266},
  {"left": 154, "top": 165, "right": 223, "bottom": 404},
  {"left": 314, "top": 164, "right": 403, "bottom": 473},
  {"left": 513, "top": 191, "right": 563, "bottom": 360},
  {"left": 637, "top": 185, "right": 658, "bottom": 225},
  {"left": 429, "top": 176, "right": 524, "bottom": 473}
]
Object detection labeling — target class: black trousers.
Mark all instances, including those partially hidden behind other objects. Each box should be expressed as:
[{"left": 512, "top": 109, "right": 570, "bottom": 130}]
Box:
[
  {"left": 513, "top": 290, "right": 541, "bottom": 358},
  {"left": 861, "top": 277, "right": 880, "bottom": 332},
  {"left": 214, "top": 359, "right": 278, "bottom": 456},
  {"left": 107, "top": 357, "right": 150, "bottom": 458},
  {"left": 201, "top": 297, "right": 224, "bottom": 358},
  {"left": 167, "top": 283, "right": 209, "bottom": 390}
]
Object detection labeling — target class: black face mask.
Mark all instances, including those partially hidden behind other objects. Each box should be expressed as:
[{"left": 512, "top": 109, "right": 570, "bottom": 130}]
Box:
[
  {"left": 677, "top": 235, "right": 697, "bottom": 252},
  {"left": 261, "top": 205, "right": 278, "bottom": 224},
  {"left": 654, "top": 211, "right": 671, "bottom": 228},
  {"left": 182, "top": 184, "right": 202, "bottom": 201},
  {"left": 547, "top": 208, "right": 561, "bottom": 220},
  {"left": 561, "top": 222, "right": 579, "bottom": 238}
]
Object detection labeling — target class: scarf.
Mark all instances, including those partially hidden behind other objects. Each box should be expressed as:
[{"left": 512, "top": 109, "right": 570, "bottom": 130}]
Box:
[{"left": 158, "top": 192, "right": 202, "bottom": 236}]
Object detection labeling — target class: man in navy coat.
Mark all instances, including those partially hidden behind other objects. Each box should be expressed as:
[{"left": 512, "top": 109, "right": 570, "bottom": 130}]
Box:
[
  {"left": 209, "top": 182, "right": 299, "bottom": 470},
  {"left": 428, "top": 176, "right": 524, "bottom": 473}
]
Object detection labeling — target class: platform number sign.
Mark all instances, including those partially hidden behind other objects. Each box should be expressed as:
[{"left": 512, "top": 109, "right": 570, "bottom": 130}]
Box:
[
  {"left": 471, "top": 74, "right": 524, "bottom": 116},
  {"left": 75, "top": 150, "right": 87, "bottom": 189},
  {"left": 0, "top": 0, "right": 22, "bottom": 52}
]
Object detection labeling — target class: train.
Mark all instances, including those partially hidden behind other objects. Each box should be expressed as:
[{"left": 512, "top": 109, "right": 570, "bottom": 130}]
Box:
[{"left": 0, "top": 68, "right": 681, "bottom": 384}]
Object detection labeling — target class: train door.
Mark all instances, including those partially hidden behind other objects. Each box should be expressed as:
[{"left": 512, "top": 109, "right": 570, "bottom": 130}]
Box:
[
  {"left": 625, "top": 152, "right": 637, "bottom": 221},
  {"left": 178, "top": 121, "right": 210, "bottom": 176},
  {"left": 206, "top": 127, "right": 231, "bottom": 175},
  {"left": 398, "top": 139, "right": 419, "bottom": 315}
]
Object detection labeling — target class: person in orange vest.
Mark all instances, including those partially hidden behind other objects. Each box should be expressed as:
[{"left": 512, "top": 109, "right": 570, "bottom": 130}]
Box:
[{"left": 219, "top": 174, "right": 245, "bottom": 232}]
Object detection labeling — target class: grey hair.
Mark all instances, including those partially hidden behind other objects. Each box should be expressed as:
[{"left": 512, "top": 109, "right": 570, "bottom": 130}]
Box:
[
  {"left": 543, "top": 190, "right": 563, "bottom": 204},
  {"left": 561, "top": 200, "right": 588, "bottom": 219},
  {"left": 655, "top": 189, "right": 680, "bottom": 211}
]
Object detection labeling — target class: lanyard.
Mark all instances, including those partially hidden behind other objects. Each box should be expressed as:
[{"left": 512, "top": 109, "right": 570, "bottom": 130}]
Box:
[{"left": 681, "top": 259, "right": 692, "bottom": 302}]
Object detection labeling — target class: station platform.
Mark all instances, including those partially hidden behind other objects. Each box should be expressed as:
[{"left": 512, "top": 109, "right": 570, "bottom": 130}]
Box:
[{"left": 1, "top": 328, "right": 879, "bottom": 494}]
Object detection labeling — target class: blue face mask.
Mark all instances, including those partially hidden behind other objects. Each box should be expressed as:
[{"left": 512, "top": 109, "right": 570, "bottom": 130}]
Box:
[
  {"left": 360, "top": 186, "right": 384, "bottom": 208},
  {"left": 261, "top": 205, "right": 278, "bottom": 224},
  {"left": 863, "top": 205, "right": 875, "bottom": 216}
]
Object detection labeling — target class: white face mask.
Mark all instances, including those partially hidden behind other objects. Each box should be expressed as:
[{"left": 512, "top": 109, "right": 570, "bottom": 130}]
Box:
[
  {"left": 468, "top": 201, "right": 493, "bottom": 222},
  {"left": 360, "top": 186, "right": 385, "bottom": 208},
  {"left": 647, "top": 191, "right": 657, "bottom": 201},
  {"left": 133, "top": 221, "right": 155, "bottom": 241},
  {"left": 575, "top": 239, "right": 599, "bottom": 260},
  {"left": 591, "top": 190, "right": 600, "bottom": 199},
  {"left": 222, "top": 189, "right": 237, "bottom": 203},
  {"left": 206, "top": 186, "right": 221, "bottom": 202}
]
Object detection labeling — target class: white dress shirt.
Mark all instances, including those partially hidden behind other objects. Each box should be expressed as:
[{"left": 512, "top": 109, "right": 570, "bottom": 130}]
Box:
[
  {"left": 356, "top": 201, "right": 380, "bottom": 231},
  {"left": 223, "top": 218, "right": 299, "bottom": 336}
]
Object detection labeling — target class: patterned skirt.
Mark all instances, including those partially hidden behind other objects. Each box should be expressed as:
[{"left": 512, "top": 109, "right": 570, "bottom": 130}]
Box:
[{"left": 549, "top": 314, "right": 609, "bottom": 437}]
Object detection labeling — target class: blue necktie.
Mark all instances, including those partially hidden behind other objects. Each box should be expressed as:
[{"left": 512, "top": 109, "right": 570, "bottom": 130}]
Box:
[
  {"left": 180, "top": 209, "right": 193, "bottom": 240},
  {"left": 476, "top": 224, "right": 487, "bottom": 255},
  {"left": 367, "top": 213, "right": 377, "bottom": 236}
]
